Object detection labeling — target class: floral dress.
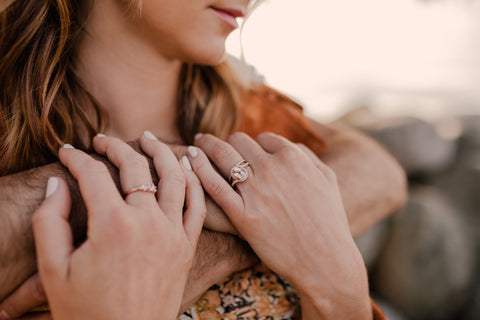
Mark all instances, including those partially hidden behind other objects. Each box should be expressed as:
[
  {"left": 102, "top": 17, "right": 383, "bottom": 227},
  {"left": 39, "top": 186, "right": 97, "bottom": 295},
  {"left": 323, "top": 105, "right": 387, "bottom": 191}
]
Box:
[{"left": 179, "top": 268, "right": 300, "bottom": 320}]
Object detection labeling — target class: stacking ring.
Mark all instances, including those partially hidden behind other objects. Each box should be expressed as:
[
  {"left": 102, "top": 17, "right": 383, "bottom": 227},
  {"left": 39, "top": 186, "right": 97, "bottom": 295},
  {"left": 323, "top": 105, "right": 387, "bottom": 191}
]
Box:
[
  {"left": 230, "top": 160, "right": 251, "bottom": 187},
  {"left": 125, "top": 183, "right": 158, "bottom": 196}
]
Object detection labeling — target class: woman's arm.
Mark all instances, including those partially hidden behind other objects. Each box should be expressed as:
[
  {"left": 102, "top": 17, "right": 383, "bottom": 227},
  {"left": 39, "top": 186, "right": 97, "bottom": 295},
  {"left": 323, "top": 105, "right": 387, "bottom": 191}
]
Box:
[{"left": 306, "top": 119, "right": 407, "bottom": 236}]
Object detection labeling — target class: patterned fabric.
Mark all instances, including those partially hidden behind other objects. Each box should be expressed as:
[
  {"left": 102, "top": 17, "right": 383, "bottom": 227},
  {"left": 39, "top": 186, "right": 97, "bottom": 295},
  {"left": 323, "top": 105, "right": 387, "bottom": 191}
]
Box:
[{"left": 179, "top": 268, "right": 300, "bottom": 320}]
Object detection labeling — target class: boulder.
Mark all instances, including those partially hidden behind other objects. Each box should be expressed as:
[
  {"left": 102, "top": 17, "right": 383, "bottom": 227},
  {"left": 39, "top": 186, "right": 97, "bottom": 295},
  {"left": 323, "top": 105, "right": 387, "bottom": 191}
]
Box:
[
  {"left": 373, "top": 186, "right": 476, "bottom": 320},
  {"left": 360, "top": 117, "right": 458, "bottom": 175},
  {"left": 355, "top": 219, "right": 390, "bottom": 271},
  {"left": 372, "top": 296, "right": 408, "bottom": 320}
]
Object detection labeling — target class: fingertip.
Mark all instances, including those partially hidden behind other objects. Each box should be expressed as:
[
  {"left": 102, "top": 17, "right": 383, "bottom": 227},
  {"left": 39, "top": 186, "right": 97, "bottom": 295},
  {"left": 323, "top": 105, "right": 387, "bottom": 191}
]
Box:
[
  {"left": 45, "top": 177, "right": 59, "bottom": 198},
  {"left": 181, "top": 156, "right": 193, "bottom": 171}
]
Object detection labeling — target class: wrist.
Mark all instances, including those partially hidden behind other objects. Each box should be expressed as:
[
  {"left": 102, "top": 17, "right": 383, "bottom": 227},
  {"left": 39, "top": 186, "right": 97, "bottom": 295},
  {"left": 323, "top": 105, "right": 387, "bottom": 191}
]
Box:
[{"left": 289, "top": 245, "right": 371, "bottom": 319}]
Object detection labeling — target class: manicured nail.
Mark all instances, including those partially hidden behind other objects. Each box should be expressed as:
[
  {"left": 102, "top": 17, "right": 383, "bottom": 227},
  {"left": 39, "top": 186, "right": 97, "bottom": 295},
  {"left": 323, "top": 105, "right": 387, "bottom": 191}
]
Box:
[
  {"left": 194, "top": 133, "right": 203, "bottom": 140},
  {"left": 45, "top": 177, "right": 58, "bottom": 198},
  {"left": 62, "top": 144, "right": 75, "bottom": 149},
  {"left": 181, "top": 156, "right": 192, "bottom": 171},
  {"left": 0, "top": 310, "right": 10, "bottom": 320},
  {"left": 187, "top": 146, "right": 198, "bottom": 158},
  {"left": 144, "top": 131, "right": 158, "bottom": 141},
  {"left": 96, "top": 133, "right": 107, "bottom": 138}
]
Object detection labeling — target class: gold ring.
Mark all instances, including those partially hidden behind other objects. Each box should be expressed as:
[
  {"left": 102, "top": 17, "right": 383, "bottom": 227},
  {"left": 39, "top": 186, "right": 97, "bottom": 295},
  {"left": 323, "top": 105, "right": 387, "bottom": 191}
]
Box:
[
  {"left": 125, "top": 183, "right": 157, "bottom": 196},
  {"left": 230, "top": 160, "right": 250, "bottom": 187}
]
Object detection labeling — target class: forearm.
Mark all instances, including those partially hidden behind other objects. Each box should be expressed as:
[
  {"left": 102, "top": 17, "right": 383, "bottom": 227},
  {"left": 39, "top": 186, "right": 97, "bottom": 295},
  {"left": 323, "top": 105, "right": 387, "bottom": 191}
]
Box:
[{"left": 310, "top": 120, "right": 408, "bottom": 236}]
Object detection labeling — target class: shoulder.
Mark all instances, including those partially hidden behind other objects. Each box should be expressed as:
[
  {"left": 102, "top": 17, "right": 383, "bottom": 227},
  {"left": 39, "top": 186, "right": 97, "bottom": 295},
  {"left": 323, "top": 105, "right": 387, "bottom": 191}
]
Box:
[{"left": 237, "top": 84, "right": 329, "bottom": 155}]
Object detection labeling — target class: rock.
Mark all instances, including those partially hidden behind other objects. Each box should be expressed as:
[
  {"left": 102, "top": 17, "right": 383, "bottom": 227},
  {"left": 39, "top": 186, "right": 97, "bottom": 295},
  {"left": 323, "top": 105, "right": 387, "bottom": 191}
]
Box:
[
  {"left": 372, "top": 296, "right": 409, "bottom": 320},
  {"left": 463, "top": 279, "right": 480, "bottom": 320},
  {"left": 355, "top": 219, "right": 390, "bottom": 271},
  {"left": 458, "top": 115, "right": 480, "bottom": 151},
  {"left": 372, "top": 186, "right": 476, "bottom": 320},
  {"left": 428, "top": 151, "right": 480, "bottom": 237},
  {"left": 359, "top": 117, "right": 458, "bottom": 176}
]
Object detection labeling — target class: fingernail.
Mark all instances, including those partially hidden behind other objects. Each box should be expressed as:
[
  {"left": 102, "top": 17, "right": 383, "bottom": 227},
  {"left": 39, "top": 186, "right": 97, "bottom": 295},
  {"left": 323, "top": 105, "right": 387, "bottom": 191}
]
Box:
[
  {"left": 45, "top": 177, "right": 58, "bottom": 198},
  {"left": 194, "top": 133, "right": 203, "bottom": 140},
  {"left": 62, "top": 144, "right": 75, "bottom": 149},
  {"left": 144, "top": 131, "right": 158, "bottom": 141},
  {"left": 181, "top": 156, "right": 192, "bottom": 171},
  {"left": 187, "top": 146, "right": 198, "bottom": 158},
  {"left": 96, "top": 133, "right": 107, "bottom": 138},
  {"left": 0, "top": 309, "right": 11, "bottom": 319}
]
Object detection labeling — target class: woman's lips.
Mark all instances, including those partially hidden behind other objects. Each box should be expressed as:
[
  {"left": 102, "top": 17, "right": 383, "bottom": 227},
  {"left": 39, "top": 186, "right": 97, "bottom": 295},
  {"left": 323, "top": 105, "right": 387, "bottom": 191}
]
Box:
[{"left": 209, "top": 7, "right": 244, "bottom": 29}]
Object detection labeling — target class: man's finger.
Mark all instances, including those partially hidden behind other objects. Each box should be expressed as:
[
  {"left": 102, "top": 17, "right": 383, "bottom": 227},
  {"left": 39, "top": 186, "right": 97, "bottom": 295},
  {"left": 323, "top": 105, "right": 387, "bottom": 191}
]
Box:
[
  {"left": 0, "top": 274, "right": 46, "bottom": 319},
  {"left": 32, "top": 177, "right": 73, "bottom": 280}
]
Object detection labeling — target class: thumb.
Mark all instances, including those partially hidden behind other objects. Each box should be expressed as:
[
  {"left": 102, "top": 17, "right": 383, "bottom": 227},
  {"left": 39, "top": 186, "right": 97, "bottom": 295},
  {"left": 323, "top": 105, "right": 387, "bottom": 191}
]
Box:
[{"left": 32, "top": 177, "right": 73, "bottom": 281}]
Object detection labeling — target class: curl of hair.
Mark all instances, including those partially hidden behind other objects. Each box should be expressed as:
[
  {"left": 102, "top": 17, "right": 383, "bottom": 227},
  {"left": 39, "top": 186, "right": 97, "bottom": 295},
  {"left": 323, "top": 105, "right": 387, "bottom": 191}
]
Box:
[{"left": 0, "top": 0, "right": 258, "bottom": 175}]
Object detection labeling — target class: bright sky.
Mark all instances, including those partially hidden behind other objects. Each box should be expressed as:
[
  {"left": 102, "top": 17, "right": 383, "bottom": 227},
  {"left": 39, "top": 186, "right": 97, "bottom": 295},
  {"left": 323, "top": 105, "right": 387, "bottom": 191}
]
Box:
[{"left": 226, "top": 0, "right": 480, "bottom": 121}]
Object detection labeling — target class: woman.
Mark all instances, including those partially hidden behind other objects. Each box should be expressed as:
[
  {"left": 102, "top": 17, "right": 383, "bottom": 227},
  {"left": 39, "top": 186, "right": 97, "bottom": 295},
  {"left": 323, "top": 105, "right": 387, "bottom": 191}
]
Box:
[{"left": 0, "top": 0, "right": 406, "bottom": 318}]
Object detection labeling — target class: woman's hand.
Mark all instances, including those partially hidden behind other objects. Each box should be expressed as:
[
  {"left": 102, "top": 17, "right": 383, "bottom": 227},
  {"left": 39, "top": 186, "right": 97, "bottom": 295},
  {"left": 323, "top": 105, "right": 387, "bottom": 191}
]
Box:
[
  {"left": 30, "top": 133, "right": 206, "bottom": 320},
  {"left": 187, "top": 132, "right": 371, "bottom": 320}
]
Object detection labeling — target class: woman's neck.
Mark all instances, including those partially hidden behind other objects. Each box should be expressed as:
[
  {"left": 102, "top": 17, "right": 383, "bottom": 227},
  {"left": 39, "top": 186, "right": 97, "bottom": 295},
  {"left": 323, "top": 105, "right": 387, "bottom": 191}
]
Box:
[{"left": 75, "top": 0, "right": 183, "bottom": 143}]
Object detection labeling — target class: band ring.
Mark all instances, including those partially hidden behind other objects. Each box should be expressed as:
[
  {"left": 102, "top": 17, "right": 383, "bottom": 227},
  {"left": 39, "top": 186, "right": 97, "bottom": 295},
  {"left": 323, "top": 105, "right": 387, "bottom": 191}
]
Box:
[
  {"left": 125, "top": 183, "right": 158, "bottom": 196},
  {"left": 230, "top": 160, "right": 250, "bottom": 187}
]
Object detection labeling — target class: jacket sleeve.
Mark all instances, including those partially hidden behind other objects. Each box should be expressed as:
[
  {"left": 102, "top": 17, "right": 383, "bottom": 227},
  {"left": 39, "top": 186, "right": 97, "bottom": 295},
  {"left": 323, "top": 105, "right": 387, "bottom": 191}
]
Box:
[{"left": 237, "top": 85, "right": 329, "bottom": 155}]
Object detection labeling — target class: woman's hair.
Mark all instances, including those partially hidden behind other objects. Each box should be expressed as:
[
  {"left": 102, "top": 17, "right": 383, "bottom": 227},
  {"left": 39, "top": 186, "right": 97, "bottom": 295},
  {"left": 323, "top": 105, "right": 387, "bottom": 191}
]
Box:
[{"left": 0, "top": 0, "right": 258, "bottom": 175}]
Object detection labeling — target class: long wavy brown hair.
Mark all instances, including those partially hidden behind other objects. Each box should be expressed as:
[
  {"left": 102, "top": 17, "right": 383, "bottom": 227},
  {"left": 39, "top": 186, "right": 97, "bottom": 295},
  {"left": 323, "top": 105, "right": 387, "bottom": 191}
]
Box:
[{"left": 0, "top": 0, "right": 257, "bottom": 175}]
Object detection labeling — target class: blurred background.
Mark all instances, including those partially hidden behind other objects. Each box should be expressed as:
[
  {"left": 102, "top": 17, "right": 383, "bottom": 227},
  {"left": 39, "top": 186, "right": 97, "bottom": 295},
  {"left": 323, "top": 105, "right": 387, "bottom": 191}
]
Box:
[{"left": 227, "top": 0, "right": 480, "bottom": 319}]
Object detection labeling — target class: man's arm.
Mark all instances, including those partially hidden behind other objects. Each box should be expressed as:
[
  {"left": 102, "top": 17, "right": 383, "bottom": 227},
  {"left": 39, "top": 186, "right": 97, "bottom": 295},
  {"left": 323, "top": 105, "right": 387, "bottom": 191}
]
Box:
[
  {"left": 0, "top": 145, "right": 257, "bottom": 304},
  {"left": 307, "top": 119, "right": 408, "bottom": 236}
]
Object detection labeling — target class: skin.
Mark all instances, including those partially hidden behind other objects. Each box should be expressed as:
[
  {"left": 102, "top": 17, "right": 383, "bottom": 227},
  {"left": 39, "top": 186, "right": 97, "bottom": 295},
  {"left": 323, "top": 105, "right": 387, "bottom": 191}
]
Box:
[
  {"left": 189, "top": 132, "right": 373, "bottom": 319},
  {"left": 33, "top": 135, "right": 206, "bottom": 320},
  {"left": 0, "top": 0, "right": 407, "bottom": 317}
]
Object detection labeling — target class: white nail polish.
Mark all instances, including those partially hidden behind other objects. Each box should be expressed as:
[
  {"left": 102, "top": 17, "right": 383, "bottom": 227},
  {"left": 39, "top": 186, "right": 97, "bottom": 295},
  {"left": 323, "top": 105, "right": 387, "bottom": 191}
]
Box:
[
  {"left": 187, "top": 146, "right": 198, "bottom": 158},
  {"left": 45, "top": 177, "right": 58, "bottom": 198},
  {"left": 96, "top": 133, "right": 107, "bottom": 138},
  {"left": 62, "top": 144, "right": 75, "bottom": 149},
  {"left": 0, "top": 309, "right": 11, "bottom": 320},
  {"left": 194, "top": 133, "right": 203, "bottom": 140},
  {"left": 181, "top": 156, "right": 192, "bottom": 171},
  {"left": 144, "top": 131, "right": 158, "bottom": 141}
]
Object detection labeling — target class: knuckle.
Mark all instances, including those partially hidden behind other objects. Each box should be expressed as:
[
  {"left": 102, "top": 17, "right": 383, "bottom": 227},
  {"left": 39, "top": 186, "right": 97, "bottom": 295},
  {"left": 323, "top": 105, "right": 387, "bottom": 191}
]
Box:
[
  {"left": 166, "top": 170, "right": 186, "bottom": 187},
  {"left": 84, "top": 159, "right": 108, "bottom": 175},
  {"left": 227, "top": 132, "right": 246, "bottom": 144},
  {"left": 324, "top": 166, "right": 338, "bottom": 182},
  {"left": 206, "top": 180, "right": 225, "bottom": 198},
  {"left": 210, "top": 142, "right": 232, "bottom": 163},
  {"left": 279, "top": 145, "right": 301, "bottom": 161}
]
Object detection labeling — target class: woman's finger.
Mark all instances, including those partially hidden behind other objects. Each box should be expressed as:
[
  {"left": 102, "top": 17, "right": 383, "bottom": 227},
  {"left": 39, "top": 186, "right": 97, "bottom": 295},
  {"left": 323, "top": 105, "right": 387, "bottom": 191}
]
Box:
[
  {"left": 0, "top": 274, "right": 46, "bottom": 319},
  {"left": 296, "top": 143, "right": 323, "bottom": 167},
  {"left": 93, "top": 135, "right": 156, "bottom": 208},
  {"left": 140, "top": 132, "right": 186, "bottom": 221},
  {"left": 194, "top": 134, "right": 249, "bottom": 179},
  {"left": 226, "top": 132, "right": 267, "bottom": 164},
  {"left": 186, "top": 147, "right": 244, "bottom": 219},
  {"left": 180, "top": 156, "right": 207, "bottom": 246},
  {"left": 255, "top": 132, "right": 293, "bottom": 154},
  {"left": 296, "top": 143, "right": 338, "bottom": 179},
  {"left": 31, "top": 177, "right": 73, "bottom": 281},
  {"left": 59, "top": 146, "right": 122, "bottom": 214}
]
